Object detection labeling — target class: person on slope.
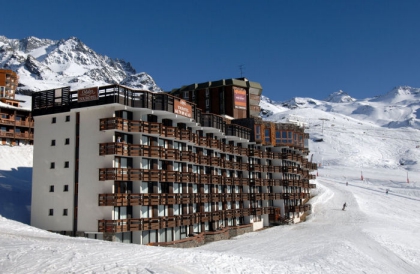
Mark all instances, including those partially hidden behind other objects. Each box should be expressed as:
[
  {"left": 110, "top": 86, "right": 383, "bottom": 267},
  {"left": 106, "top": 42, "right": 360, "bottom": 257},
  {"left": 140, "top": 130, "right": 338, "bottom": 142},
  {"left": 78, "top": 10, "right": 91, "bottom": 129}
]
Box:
[{"left": 342, "top": 202, "right": 347, "bottom": 211}]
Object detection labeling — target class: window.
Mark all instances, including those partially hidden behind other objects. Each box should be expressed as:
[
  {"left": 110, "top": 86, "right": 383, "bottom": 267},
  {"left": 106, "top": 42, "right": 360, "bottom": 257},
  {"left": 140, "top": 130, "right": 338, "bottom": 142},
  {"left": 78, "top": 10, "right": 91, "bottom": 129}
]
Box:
[
  {"left": 49, "top": 185, "right": 54, "bottom": 192},
  {"left": 205, "top": 88, "right": 210, "bottom": 97},
  {"left": 51, "top": 140, "right": 56, "bottom": 146},
  {"left": 183, "top": 91, "right": 189, "bottom": 100},
  {"left": 65, "top": 115, "right": 70, "bottom": 122},
  {"left": 64, "top": 161, "right": 69, "bottom": 168},
  {"left": 63, "top": 209, "right": 68, "bottom": 216},
  {"left": 206, "top": 99, "right": 210, "bottom": 107},
  {"left": 49, "top": 209, "right": 54, "bottom": 216},
  {"left": 282, "top": 131, "right": 288, "bottom": 143},
  {"left": 50, "top": 162, "right": 55, "bottom": 169},
  {"left": 255, "top": 125, "right": 261, "bottom": 141},
  {"left": 52, "top": 117, "right": 56, "bottom": 123},
  {"left": 64, "top": 185, "right": 69, "bottom": 192},
  {"left": 65, "top": 138, "right": 70, "bottom": 145},
  {"left": 265, "top": 129, "right": 271, "bottom": 143},
  {"left": 276, "top": 131, "right": 281, "bottom": 144}
]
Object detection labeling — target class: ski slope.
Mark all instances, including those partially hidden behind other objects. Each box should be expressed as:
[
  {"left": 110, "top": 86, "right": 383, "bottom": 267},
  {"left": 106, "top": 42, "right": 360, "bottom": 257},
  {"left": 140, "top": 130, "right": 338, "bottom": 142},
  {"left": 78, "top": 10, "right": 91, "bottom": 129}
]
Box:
[{"left": 1, "top": 92, "right": 420, "bottom": 273}]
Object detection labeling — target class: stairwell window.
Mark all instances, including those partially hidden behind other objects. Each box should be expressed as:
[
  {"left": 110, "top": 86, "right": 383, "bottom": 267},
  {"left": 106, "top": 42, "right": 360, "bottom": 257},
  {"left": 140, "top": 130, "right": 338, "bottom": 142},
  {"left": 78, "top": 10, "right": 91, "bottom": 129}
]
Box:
[
  {"left": 52, "top": 117, "right": 56, "bottom": 123},
  {"left": 49, "top": 209, "right": 54, "bottom": 216},
  {"left": 65, "top": 115, "right": 70, "bottom": 122},
  {"left": 50, "top": 162, "right": 55, "bottom": 169},
  {"left": 64, "top": 161, "right": 69, "bottom": 168},
  {"left": 65, "top": 138, "right": 70, "bottom": 145},
  {"left": 64, "top": 185, "right": 69, "bottom": 192},
  {"left": 51, "top": 140, "right": 56, "bottom": 146},
  {"left": 63, "top": 209, "right": 68, "bottom": 216},
  {"left": 49, "top": 185, "right": 54, "bottom": 192}
]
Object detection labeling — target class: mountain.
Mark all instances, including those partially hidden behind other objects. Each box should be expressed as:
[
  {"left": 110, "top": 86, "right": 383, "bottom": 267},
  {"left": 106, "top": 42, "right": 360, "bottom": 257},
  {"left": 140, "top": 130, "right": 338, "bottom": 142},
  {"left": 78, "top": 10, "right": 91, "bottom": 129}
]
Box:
[
  {"left": 0, "top": 36, "right": 162, "bottom": 92},
  {"left": 324, "top": 90, "right": 356, "bottom": 103},
  {"left": 261, "top": 86, "right": 420, "bottom": 130}
]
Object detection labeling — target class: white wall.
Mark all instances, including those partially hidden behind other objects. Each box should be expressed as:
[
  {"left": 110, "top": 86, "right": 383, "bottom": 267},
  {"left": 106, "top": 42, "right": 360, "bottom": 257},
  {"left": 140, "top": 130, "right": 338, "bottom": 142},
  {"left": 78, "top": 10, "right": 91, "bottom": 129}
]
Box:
[
  {"left": 77, "top": 107, "right": 115, "bottom": 231},
  {"left": 31, "top": 113, "right": 76, "bottom": 231}
]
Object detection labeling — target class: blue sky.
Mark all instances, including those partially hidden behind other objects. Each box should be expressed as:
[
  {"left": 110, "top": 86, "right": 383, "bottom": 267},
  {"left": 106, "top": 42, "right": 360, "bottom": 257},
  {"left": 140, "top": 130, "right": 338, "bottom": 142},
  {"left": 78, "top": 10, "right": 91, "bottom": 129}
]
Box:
[{"left": 2, "top": 0, "right": 420, "bottom": 101}]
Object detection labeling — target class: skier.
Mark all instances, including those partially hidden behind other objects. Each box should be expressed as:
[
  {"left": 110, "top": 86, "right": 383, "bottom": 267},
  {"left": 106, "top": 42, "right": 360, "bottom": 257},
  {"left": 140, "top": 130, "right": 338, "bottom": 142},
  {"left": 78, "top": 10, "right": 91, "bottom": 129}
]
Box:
[{"left": 342, "top": 202, "right": 347, "bottom": 211}]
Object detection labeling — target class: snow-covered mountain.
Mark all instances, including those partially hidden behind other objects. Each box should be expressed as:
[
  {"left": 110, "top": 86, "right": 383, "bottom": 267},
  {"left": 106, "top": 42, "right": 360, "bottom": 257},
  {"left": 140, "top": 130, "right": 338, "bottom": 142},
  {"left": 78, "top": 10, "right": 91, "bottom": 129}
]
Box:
[
  {"left": 0, "top": 36, "right": 162, "bottom": 92},
  {"left": 324, "top": 90, "right": 356, "bottom": 103},
  {"left": 261, "top": 86, "right": 420, "bottom": 130}
]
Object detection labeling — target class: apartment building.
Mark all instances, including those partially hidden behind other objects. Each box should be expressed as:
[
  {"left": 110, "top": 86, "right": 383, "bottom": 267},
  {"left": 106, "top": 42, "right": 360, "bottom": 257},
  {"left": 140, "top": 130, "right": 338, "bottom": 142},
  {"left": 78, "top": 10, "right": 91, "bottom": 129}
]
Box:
[
  {"left": 170, "top": 77, "right": 261, "bottom": 119},
  {"left": 31, "top": 82, "right": 316, "bottom": 247},
  {"left": 0, "top": 69, "right": 34, "bottom": 145}
]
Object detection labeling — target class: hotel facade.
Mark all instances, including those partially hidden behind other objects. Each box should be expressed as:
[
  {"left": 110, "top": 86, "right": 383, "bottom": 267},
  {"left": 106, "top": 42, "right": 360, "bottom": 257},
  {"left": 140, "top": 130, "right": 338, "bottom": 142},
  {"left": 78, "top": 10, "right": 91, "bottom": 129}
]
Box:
[
  {"left": 31, "top": 79, "right": 316, "bottom": 247},
  {"left": 0, "top": 69, "right": 34, "bottom": 146}
]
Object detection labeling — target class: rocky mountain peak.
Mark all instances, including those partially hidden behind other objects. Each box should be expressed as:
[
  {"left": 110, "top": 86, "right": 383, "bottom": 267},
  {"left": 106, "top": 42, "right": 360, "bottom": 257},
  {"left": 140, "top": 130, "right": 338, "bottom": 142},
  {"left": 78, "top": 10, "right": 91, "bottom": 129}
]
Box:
[
  {"left": 324, "top": 90, "right": 356, "bottom": 103},
  {"left": 0, "top": 35, "right": 162, "bottom": 92}
]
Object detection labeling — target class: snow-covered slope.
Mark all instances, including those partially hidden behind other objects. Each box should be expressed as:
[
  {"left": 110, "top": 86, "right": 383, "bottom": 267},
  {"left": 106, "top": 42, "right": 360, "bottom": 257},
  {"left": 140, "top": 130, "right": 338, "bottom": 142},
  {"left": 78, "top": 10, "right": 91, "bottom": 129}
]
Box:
[
  {"left": 262, "top": 86, "right": 420, "bottom": 130},
  {"left": 0, "top": 36, "right": 162, "bottom": 92},
  {"left": 1, "top": 89, "right": 420, "bottom": 272}
]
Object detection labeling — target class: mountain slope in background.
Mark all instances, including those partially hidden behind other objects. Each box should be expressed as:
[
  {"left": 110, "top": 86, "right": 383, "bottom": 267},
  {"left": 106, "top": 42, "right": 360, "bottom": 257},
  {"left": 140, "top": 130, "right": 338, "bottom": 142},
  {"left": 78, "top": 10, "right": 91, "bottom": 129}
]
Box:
[
  {"left": 262, "top": 86, "right": 420, "bottom": 130},
  {"left": 0, "top": 36, "right": 162, "bottom": 92}
]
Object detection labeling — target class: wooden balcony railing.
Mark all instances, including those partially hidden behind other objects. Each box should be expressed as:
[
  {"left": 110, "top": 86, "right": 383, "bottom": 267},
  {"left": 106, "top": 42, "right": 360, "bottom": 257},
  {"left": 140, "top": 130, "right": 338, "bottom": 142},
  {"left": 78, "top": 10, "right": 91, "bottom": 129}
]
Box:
[
  {"left": 98, "top": 192, "right": 290, "bottom": 207},
  {"left": 98, "top": 119, "right": 314, "bottom": 171},
  {"left": 98, "top": 208, "right": 268, "bottom": 232}
]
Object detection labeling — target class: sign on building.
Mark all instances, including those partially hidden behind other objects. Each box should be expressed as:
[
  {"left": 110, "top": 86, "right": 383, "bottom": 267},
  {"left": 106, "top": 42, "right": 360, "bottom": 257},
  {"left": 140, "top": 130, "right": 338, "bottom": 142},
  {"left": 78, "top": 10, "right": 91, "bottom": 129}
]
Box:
[
  {"left": 78, "top": 87, "right": 99, "bottom": 102},
  {"left": 174, "top": 99, "right": 192, "bottom": 118},
  {"left": 234, "top": 87, "right": 247, "bottom": 109}
]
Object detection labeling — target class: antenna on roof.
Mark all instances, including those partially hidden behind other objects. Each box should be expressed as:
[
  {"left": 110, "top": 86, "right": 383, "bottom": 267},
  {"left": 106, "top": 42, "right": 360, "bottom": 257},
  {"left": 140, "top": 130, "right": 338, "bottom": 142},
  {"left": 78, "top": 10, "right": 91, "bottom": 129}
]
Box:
[{"left": 239, "top": 64, "right": 245, "bottom": 77}]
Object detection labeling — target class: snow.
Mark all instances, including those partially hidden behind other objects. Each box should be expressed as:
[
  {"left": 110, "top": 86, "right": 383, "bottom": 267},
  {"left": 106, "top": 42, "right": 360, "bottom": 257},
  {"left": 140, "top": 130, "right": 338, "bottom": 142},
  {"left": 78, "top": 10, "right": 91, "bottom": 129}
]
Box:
[{"left": 1, "top": 91, "right": 420, "bottom": 273}]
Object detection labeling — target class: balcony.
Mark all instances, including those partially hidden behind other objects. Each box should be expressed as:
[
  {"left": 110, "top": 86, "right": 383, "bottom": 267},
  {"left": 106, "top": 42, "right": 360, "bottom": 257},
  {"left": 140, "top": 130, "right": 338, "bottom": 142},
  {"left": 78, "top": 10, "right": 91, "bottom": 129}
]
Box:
[
  {"left": 0, "top": 119, "right": 15, "bottom": 126},
  {"left": 98, "top": 208, "right": 260, "bottom": 232},
  {"left": 287, "top": 204, "right": 312, "bottom": 213},
  {"left": 282, "top": 166, "right": 299, "bottom": 174}
]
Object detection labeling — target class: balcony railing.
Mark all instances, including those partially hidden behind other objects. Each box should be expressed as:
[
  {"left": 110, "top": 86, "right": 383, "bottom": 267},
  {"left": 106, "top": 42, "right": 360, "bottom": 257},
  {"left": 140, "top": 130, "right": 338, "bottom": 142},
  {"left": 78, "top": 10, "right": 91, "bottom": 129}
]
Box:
[
  {"left": 98, "top": 119, "right": 316, "bottom": 171},
  {"left": 97, "top": 207, "right": 270, "bottom": 232},
  {"left": 0, "top": 119, "right": 34, "bottom": 128},
  {"left": 0, "top": 131, "right": 33, "bottom": 139},
  {"left": 98, "top": 191, "right": 287, "bottom": 207}
]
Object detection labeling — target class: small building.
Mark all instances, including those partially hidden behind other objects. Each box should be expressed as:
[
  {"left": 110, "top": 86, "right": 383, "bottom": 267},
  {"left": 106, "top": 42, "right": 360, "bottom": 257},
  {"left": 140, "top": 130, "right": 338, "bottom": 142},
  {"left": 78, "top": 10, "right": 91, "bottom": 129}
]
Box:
[
  {"left": 0, "top": 69, "right": 34, "bottom": 145},
  {"left": 30, "top": 81, "right": 316, "bottom": 247}
]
